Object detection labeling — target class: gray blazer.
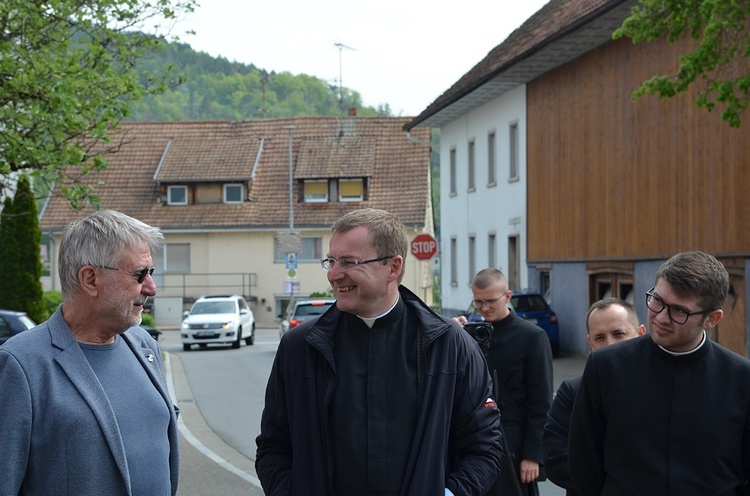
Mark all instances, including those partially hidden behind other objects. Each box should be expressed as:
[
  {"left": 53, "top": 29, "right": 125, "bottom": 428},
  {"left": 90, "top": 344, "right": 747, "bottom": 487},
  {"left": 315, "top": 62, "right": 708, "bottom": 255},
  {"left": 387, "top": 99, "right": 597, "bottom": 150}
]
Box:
[{"left": 0, "top": 307, "right": 180, "bottom": 495}]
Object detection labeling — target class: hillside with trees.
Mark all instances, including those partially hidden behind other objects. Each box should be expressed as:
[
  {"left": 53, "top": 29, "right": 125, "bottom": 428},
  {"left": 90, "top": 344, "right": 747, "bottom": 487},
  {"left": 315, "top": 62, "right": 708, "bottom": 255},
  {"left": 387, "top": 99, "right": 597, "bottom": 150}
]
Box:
[{"left": 127, "top": 41, "right": 393, "bottom": 121}]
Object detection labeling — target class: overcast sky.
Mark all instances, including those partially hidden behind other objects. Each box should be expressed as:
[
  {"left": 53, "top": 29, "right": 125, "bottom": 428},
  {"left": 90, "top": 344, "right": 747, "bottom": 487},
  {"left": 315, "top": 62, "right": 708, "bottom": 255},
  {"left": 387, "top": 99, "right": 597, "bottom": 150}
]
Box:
[{"left": 170, "top": 0, "right": 551, "bottom": 116}]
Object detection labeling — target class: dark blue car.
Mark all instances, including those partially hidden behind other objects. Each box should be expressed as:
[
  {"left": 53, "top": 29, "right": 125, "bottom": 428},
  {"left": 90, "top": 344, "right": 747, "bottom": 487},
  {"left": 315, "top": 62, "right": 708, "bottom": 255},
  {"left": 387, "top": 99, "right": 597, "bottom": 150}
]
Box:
[
  {"left": 510, "top": 291, "right": 560, "bottom": 356},
  {"left": 463, "top": 292, "right": 560, "bottom": 356},
  {"left": 0, "top": 309, "right": 36, "bottom": 345}
]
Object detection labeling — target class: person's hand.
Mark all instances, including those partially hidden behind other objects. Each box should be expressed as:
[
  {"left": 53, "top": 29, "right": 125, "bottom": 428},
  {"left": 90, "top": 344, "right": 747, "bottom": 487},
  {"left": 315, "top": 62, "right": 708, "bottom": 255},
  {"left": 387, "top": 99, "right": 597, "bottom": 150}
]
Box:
[
  {"left": 519, "top": 459, "right": 539, "bottom": 484},
  {"left": 453, "top": 315, "right": 468, "bottom": 326}
]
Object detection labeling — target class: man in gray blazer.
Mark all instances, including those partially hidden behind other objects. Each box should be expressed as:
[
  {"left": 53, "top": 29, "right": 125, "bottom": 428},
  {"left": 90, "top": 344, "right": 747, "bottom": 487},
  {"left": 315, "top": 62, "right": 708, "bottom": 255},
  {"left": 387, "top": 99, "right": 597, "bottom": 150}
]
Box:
[{"left": 0, "top": 210, "right": 180, "bottom": 495}]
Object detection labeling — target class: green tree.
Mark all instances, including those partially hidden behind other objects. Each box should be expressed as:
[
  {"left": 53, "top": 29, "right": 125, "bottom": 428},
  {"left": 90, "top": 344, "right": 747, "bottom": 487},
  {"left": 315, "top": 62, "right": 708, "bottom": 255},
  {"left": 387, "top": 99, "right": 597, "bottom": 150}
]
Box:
[
  {"left": 0, "top": 0, "right": 197, "bottom": 209},
  {"left": 0, "top": 196, "right": 21, "bottom": 313},
  {"left": 11, "top": 176, "right": 45, "bottom": 322},
  {"left": 614, "top": 0, "right": 750, "bottom": 127}
]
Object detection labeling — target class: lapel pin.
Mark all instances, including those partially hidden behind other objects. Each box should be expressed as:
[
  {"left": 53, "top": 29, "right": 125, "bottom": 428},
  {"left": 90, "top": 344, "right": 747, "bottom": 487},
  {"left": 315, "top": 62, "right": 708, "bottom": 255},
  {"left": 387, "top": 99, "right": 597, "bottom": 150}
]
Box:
[{"left": 147, "top": 353, "right": 155, "bottom": 362}]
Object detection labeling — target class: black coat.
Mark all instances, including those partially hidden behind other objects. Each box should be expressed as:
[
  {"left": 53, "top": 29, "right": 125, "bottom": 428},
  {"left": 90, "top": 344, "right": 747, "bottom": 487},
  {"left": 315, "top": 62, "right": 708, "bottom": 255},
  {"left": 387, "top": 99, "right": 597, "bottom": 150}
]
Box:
[
  {"left": 570, "top": 335, "right": 750, "bottom": 496},
  {"left": 255, "top": 286, "right": 503, "bottom": 496},
  {"left": 543, "top": 376, "right": 582, "bottom": 495}
]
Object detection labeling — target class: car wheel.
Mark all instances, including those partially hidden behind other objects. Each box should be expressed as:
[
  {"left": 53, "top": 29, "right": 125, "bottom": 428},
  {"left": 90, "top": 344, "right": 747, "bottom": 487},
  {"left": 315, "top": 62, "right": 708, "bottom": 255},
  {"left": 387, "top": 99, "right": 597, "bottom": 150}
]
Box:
[
  {"left": 232, "top": 327, "right": 241, "bottom": 349},
  {"left": 183, "top": 343, "right": 191, "bottom": 351},
  {"left": 245, "top": 324, "right": 255, "bottom": 345}
]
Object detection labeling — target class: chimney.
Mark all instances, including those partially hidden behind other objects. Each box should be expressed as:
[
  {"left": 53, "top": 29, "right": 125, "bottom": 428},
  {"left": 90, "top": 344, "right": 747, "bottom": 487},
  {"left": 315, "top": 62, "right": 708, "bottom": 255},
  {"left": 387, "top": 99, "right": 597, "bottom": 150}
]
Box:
[{"left": 348, "top": 107, "right": 357, "bottom": 116}]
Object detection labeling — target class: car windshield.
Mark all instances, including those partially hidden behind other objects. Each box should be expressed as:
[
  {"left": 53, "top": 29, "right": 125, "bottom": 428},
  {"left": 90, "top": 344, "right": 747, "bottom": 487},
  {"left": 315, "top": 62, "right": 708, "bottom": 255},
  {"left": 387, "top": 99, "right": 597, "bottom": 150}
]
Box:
[
  {"left": 511, "top": 295, "right": 549, "bottom": 312},
  {"left": 191, "top": 301, "right": 236, "bottom": 315},
  {"left": 295, "top": 303, "right": 333, "bottom": 317}
]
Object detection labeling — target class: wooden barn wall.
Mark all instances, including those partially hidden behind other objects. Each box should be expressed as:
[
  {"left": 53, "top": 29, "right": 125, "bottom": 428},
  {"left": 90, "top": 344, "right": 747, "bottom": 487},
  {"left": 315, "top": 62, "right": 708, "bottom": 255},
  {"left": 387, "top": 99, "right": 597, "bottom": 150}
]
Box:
[{"left": 526, "top": 35, "right": 750, "bottom": 263}]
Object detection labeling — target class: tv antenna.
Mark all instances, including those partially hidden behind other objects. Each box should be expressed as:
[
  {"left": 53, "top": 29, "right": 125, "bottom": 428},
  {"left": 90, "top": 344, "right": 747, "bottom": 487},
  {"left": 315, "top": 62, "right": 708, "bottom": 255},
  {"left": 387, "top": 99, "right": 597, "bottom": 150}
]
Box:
[{"left": 334, "top": 42, "right": 356, "bottom": 108}]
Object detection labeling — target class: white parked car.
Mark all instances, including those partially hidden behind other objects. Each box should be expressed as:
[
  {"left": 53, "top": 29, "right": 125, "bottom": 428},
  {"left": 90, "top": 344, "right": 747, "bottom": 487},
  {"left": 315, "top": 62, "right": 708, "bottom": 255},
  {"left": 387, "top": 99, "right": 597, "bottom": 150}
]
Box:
[{"left": 181, "top": 295, "right": 255, "bottom": 351}]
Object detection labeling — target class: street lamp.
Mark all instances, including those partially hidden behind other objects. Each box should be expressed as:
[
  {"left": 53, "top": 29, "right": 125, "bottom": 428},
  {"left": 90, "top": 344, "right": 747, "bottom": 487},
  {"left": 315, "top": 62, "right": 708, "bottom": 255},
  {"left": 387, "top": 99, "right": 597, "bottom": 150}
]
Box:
[{"left": 283, "top": 125, "right": 296, "bottom": 230}]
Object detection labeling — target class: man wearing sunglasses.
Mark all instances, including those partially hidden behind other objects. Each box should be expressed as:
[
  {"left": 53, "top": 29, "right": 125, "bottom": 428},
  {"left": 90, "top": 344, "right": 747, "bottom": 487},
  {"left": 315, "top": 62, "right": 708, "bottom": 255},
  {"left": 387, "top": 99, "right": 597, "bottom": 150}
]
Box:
[
  {"left": 569, "top": 251, "right": 750, "bottom": 496},
  {"left": 0, "top": 210, "right": 180, "bottom": 495},
  {"left": 257, "top": 208, "right": 503, "bottom": 496}
]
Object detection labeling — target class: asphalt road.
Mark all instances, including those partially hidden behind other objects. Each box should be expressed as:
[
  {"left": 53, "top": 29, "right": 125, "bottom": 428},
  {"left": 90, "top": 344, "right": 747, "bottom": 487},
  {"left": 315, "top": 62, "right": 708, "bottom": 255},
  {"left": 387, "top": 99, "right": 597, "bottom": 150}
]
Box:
[{"left": 161, "top": 326, "right": 586, "bottom": 495}]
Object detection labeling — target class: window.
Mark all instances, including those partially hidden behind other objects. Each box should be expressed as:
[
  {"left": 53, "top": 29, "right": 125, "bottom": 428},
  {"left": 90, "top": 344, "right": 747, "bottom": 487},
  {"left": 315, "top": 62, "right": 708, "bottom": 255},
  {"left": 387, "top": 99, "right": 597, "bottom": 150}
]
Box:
[
  {"left": 0, "top": 317, "right": 10, "bottom": 339},
  {"left": 450, "top": 237, "right": 458, "bottom": 286},
  {"left": 168, "top": 185, "right": 187, "bottom": 205},
  {"left": 339, "top": 179, "right": 363, "bottom": 202},
  {"left": 509, "top": 122, "right": 519, "bottom": 181},
  {"left": 487, "top": 131, "right": 496, "bottom": 185},
  {"left": 304, "top": 180, "right": 328, "bottom": 202},
  {"left": 275, "top": 236, "right": 322, "bottom": 262},
  {"left": 224, "top": 184, "right": 244, "bottom": 204},
  {"left": 488, "top": 233, "right": 496, "bottom": 269},
  {"left": 468, "top": 140, "right": 475, "bottom": 191},
  {"left": 468, "top": 235, "right": 476, "bottom": 282},
  {"left": 449, "top": 148, "right": 457, "bottom": 196},
  {"left": 165, "top": 244, "right": 190, "bottom": 272},
  {"left": 508, "top": 236, "right": 520, "bottom": 290}
]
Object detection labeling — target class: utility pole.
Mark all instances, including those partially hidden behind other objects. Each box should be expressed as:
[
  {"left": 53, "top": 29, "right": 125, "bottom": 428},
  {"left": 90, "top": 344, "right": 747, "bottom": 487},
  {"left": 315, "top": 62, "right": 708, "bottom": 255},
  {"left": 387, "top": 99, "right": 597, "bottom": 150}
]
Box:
[{"left": 283, "top": 125, "right": 295, "bottom": 230}]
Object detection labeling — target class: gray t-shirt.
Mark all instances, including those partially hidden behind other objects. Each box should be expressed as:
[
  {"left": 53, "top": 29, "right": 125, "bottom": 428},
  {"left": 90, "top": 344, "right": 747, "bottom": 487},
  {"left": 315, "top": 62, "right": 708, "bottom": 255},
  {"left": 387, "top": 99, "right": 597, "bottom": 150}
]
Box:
[{"left": 81, "top": 335, "right": 171, "bottom": 496}]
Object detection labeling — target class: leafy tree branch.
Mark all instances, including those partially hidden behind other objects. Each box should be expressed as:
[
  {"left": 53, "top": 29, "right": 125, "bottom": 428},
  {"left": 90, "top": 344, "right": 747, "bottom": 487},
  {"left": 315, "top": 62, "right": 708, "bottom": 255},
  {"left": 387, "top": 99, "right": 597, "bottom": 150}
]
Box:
[{"left": 614, "top": 0, "right": 750, "bottom": 127}]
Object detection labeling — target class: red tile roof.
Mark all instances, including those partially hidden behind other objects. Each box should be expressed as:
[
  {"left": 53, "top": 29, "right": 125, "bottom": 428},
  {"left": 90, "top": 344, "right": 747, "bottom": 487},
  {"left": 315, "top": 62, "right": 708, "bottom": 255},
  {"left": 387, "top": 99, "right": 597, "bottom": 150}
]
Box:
[{"left": 39, "top": 117, "right": 431, "bottom": 231}]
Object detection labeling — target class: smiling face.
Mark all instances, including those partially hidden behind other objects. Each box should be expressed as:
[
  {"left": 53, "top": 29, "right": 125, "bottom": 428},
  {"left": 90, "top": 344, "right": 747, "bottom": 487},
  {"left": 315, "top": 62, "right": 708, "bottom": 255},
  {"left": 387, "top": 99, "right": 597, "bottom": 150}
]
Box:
[
  {"left": 99, "top": 242, "right": 157, "bottom": 332},
  {"left": 587, "top": 304, "right": 645, "bottom": 351},
  {"left": 647, "top": 278, "right": 722, "bottom": 352},
  {"left": 326, "top": 226, "right": 402, "bottom": 318}
]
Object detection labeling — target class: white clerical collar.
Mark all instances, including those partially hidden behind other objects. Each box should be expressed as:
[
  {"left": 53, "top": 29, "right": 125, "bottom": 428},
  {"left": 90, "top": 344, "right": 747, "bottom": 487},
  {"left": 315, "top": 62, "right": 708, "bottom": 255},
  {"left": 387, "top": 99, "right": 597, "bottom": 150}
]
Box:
[
  {"left": 358, "top": 296, "right": 400, "bottom": 329},
  {"left": 658, "top": 331, "right": 707, "bottom": 356}
]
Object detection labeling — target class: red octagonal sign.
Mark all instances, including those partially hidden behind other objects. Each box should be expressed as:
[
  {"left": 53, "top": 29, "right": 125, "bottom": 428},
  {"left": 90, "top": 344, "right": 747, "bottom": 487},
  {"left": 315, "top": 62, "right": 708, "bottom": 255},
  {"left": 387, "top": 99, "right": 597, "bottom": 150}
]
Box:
[{"left": 410, "top": 233, "right": 438, "bottom": 261}]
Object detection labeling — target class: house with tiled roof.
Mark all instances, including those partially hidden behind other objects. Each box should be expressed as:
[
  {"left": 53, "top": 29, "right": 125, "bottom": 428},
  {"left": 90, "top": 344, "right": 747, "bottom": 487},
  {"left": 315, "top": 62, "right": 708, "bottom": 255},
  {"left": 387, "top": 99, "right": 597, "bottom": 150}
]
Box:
[
  {"left": 405, "top": 0, "right": 750, "bottom": 356},
  {"left": 40, "top": 117, "right": 433, "bottom": 327}
]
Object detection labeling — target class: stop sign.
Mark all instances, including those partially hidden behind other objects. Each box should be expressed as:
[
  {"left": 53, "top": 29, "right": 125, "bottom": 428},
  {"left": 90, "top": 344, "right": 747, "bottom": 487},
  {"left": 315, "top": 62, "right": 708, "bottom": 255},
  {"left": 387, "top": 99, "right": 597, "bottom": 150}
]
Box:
[{"left": 410, "top": 233, "right": 438, "bottom": 261}]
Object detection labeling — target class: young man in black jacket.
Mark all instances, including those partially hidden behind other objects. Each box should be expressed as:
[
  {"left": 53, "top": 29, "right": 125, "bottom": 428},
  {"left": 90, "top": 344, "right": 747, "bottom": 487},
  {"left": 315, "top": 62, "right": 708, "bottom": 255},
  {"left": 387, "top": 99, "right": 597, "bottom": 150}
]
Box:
[
  {"left": 542, "top": 298, "right": 645, "bottom": 495},
  {"left": 455, "top": 268, "right": 553, "bottom": 496},
  {"left": 256, "top": 208, "right": 503, "bottom": 496},
  {"left": 570, "top": 251, "right": 750, "bottom": 495}
]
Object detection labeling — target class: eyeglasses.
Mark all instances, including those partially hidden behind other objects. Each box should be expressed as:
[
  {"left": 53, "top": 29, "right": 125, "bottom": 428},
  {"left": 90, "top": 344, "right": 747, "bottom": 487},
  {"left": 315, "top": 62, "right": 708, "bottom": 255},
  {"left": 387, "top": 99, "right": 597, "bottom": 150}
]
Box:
[
  {"left": 320, "top": 256, "right": 393, "bottom": 271},
  {"left": 99, "top": 266, "right": 155, "bottom": 284},
  {"left": 473, "top": 292, "right": 509, "bottom": 308},
  {"left": 645, "top": 287, "right": 712, "bottom": 325}
]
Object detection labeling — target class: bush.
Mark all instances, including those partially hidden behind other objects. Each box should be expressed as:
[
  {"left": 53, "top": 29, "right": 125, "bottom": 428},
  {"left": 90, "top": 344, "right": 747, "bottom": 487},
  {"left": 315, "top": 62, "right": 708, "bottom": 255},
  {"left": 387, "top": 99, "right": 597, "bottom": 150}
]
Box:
[
  {"left": 141, "top": 312, "right": 156, "bottom": 327},
  {"left": 42, "top": 291, "right": 62, "bottom": 321}
]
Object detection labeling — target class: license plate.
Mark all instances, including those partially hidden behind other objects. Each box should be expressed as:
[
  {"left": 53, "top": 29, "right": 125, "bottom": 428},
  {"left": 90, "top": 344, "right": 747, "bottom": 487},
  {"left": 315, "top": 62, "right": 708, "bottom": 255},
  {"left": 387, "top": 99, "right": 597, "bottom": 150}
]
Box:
[
  {"left": 195, "top": 331, "right": 216, "bottom": 337},
  {"left": 527, "top": 318, "right": 538, "bottom": 324}
]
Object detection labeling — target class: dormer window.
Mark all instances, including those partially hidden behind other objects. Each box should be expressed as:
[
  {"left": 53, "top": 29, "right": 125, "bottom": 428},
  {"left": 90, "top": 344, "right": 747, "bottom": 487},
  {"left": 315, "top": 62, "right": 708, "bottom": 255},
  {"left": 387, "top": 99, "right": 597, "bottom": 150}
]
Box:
[
  {"left": 304, "top": 180, "right": 328, "bottom": 203},
  {"left": 168, "top": 185, "right": 188, "bottom": 205},
  {"left": 339, "top": 179, "right": 363, "bottom": 202},
  {"left": 224, "top": 184, "right": 244, "bottom": 204}
]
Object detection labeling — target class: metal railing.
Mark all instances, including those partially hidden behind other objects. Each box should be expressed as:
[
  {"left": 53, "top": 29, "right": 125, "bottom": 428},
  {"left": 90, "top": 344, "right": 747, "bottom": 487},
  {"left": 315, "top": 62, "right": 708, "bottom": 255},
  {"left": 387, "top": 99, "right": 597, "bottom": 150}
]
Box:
[{"left": 154, "top": 272, "right": 258, "bottom": 302}]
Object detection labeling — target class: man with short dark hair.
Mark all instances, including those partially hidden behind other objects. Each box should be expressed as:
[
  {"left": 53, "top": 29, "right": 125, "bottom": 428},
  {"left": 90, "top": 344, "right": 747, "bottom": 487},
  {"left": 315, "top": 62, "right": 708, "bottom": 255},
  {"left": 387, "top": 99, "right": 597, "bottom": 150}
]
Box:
[
  {"left": 256, "top": 208, "right": 503, "bottom": 496},
  {"left": 543, "top": 298, "right": 645, "bottom": 495},
  {"left": 455, "top": 268, "right": 553, "bottom": 496},
  {"left": 569, "top": 251, "right": 750, "bottom": 496}
]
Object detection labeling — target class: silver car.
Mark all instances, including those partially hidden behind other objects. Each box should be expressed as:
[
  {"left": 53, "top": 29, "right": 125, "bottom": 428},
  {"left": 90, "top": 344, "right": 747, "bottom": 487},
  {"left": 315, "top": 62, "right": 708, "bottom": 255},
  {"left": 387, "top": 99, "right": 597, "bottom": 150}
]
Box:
[{"left": 279, "top": 299, "right": 335, "bottom": 338}]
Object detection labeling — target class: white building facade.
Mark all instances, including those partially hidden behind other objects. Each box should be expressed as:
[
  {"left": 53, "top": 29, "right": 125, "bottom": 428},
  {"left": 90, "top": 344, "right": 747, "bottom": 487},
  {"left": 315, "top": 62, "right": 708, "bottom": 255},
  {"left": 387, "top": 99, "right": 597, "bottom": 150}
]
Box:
[{"left": 440, "top": 85, "right": 530, "bottom": 316}]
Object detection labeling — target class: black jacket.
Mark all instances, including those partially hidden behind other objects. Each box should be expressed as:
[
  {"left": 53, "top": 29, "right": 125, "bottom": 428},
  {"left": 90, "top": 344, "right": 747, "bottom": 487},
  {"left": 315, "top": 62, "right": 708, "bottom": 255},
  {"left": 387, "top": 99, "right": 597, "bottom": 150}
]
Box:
[{"left": 256, "top": 286, "right": 503, "bottom": 495}]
